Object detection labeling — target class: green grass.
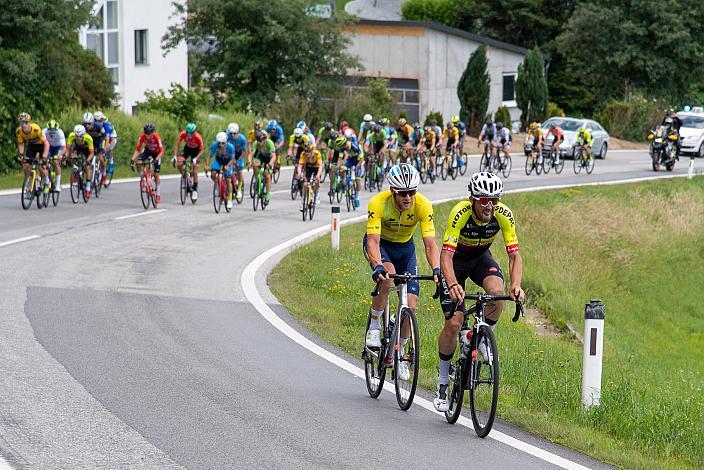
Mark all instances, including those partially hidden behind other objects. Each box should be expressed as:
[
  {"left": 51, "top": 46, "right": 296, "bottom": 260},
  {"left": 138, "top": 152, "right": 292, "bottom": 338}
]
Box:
[{"left": 270, "top": 177, "right": 704, "bottom": 469}]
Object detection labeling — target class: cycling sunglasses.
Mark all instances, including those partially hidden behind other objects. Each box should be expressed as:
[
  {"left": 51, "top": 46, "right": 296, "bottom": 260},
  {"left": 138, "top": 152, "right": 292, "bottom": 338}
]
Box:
[
  {"left": 394, "top": 189, "right": 416, "bottom": 198},
  {"left": 473, "top": 196, "right": 499, "bottom": 207}
]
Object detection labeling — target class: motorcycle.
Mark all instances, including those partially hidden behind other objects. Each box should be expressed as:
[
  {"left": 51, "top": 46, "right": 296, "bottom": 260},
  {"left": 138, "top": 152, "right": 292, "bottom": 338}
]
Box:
[{"left": 647, "top": 126, "right": 678, "bottom": 172}]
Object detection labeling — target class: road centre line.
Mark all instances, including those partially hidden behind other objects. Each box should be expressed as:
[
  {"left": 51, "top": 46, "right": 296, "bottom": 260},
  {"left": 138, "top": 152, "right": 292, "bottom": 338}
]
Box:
[
  {"left": 114, "top": 209, "right": 167, "bottom": 220},
  {"left": 0, "top": 235, "right": 40, "bottom": 248},
  {"left": 243, "top": 173, "right": 701, "bottom": 468}
]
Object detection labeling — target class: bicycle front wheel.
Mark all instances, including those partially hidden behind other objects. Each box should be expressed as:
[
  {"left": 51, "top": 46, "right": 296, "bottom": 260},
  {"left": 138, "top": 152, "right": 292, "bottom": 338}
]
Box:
[
  {"left": 363, "top": 312, "right": 386, "bottom": 398},
  {"left": 140, "top": 176, "right": 150, "bottom": 209},
  {"left": 574, "top": 155, "right": 583, "bottom": 174},
  {"left": 445, "top": 357, "right": 466, "bottom": 424},
  {"left": 459, "top": 152, "right": 468, "bottom": 175},
  {"left": 309, "top": 187, "right": 317, "bottom": 220},
  {"left": 542, "top": 152, "right": 553, "bottom": 174},
  {"left": 586, "top": 156, "right": 595, "bottom": 174},
  {"left": 394, "top": 307, "right": 419, "bottom": 411},
  {"left": 469, "top": 325, "right": 499, "bottom": 438},
  {"left": 213, "top": 177, "right": 222, "bottom": 213},
  {"left": 524, "top": 155, "right": 534, "bottom": 176},
  {"left": 302, "top": 185, "right": 309, "bottom": 221},
  {"left": 501, "top": 156, "right": 512, "bottom": 178},
  {"left": 180, "top": 173, "right": 187, "bottom": 205},
  {"left": 70, "top": 171, "right": 79, "bottom": 204},
  {"left": 21, "top": 174, "right": 34, "bottom": 210}
]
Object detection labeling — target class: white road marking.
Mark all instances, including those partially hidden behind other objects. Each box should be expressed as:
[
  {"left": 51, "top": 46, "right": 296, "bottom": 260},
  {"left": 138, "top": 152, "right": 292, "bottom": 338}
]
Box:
[
  {"left": 114, "top": 209, "right": 167, "bottom": 220},
  {"left": 0, "top": 235, "right": 40, "bottom": 248}
]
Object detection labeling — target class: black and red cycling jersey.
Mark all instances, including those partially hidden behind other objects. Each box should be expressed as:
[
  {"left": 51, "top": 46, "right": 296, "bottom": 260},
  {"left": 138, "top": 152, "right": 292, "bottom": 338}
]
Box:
[
  {"left": 177, "top": 131, "right": 204, "bottom": 150},
  {"left": 135, "top": 133, "right": 164, "bottom": 154}
]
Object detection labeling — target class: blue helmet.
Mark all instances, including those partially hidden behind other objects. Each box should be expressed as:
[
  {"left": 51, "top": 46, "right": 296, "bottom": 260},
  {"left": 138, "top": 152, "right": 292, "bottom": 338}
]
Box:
[
  {"left": 296, "top": 120, "right": 306, "bottom": 130},
  {"left": 267, "top": 119, "right": 277, "bottom": 130}
]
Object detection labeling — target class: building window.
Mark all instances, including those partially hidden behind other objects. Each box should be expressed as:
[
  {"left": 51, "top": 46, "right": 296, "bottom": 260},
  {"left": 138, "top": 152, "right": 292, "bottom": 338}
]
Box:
[
  {"left": 502, "top": 74, "right": 516, "bottom": 103},
  {"left": 85, "top": 1, "right": 119, "bottom": 86},
  {"left": 135, "top": 30, "right": 148, "bottom": 65},
  {"left": 106, "top": 0, "right": 118, "bottom": 29},
  {"left": 86, "top": 33, "right": 104, "bottom": 61}
]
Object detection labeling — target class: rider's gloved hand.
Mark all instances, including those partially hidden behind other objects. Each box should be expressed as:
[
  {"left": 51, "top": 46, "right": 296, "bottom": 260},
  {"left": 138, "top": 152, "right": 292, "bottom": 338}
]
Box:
[
  {"left": 371, "top": 264, "right": 388, "bottom": 282},
  {"left": 432, "top": 267, "right": 441, "bottom": 283}
]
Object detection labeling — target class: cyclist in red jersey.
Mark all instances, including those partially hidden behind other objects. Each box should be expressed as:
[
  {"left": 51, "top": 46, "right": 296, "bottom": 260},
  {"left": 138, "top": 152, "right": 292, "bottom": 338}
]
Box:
[
  {"left": 173, "top": 122, "right": 204, "bottom": 200},
  {"left": 131, "top": 123, "right": 165, "bottom": 204},
  {"left": 545, "top": 123, "right": 565, "bottom": 164}
]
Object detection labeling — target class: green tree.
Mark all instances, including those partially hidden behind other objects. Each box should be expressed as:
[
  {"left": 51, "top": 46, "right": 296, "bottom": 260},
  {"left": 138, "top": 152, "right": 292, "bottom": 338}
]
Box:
[
  {"left": 402, "top": 0, "right": 476, "bottom": 29},
  {"left": 555, "top": 0, "right": 704, "bottom": 113},
  {"left": 138, "top": 83, "right": 207, "bottom": 123},
  {"left": 457, "top": 45, "right": 490, "bottom": 135},
  {"left": 0, "top": 0, "right": 115, "bottom": 174},
  {"left": 164, "top": 0, "right": 359, "bottom": 112},
  {"left": 515, "top": 47, "right": 548, "bottom": 129}
]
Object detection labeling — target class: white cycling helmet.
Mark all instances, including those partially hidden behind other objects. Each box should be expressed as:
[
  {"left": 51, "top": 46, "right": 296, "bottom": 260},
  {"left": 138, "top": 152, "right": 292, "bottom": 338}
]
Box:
[
  {"left": 293, "top": 127, "right": 303, "bottom": 138},
  {"left": 93, "top": 111, "right": 105, "bottom": 122},
  {"left": 387, "top": 163, "right": 420, "bottom": 191},
  {"left": 83, "top": 112, "right": 94, "bottom": 124},
  {"left": 227, "top": 123, "right": 239, "bottom": 134},
  {"left": 363, "top": 113, "right": 372, "bottom": 122},
  {"left": 344, "top": 128, "right": 353, "bottom": 138},
  {"left": 469, "top": 172, "right": 503, "bottom": 198},
  {"left": 74, "top": 124, "right": 86, "bottom": 137},
  {"left": 216, "top": 131, "right": 228, "bottom": 143}
]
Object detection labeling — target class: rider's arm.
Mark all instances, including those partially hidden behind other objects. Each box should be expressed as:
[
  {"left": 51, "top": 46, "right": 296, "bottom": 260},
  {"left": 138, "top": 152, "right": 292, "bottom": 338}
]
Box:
[
  {"left": 365, "top": 195, "right": 386, "bottom": 267},
  {"left": 507, "top": 251, "right": 523, "bottom": 301},
  {"left": 174, "top": 132, "right": 184, "bottom": 157},
  {"left": 365, "top": 233, "right": 384, "bottom": 268},
  {"left": 441, "top": 200, "right": 471, "bottom": 300}
]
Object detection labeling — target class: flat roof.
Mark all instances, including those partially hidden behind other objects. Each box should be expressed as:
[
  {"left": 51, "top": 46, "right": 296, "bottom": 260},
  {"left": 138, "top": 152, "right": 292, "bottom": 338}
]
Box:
[{"left": 355, "top": 19, "right": 530, "bottom": 56}]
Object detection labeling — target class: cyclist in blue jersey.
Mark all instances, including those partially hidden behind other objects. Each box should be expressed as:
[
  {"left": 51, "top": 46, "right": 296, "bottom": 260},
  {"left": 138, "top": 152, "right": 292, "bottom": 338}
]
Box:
[
  {"left": 206, "top": 132, "right": 236, "bottom": 210},
  {"left": 82, "top": 112, "right": 108, "bottom": 186},
  {"left": 265, "top": 119, "right": 285, "bottom": 153},
  {"left": 342, "top": 133, "right": 363, "bottom": 207},
  {"left": 95, "top": 111, "right": 117, "bottom": 180},
  {"left": 379, "top": 118, "right": 397, "bottom": 167},
  {"left": 227, "top": 123, "right": 248, "bottom": 200}
]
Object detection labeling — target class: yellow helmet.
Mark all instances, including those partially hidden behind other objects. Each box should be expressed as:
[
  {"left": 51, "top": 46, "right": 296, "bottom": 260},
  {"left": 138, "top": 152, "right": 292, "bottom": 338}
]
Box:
[
  {"left": 398, "top": 118, "right": 407, "bottom": 126},
  {"left": 529, "top": 122, "right": 539, "bottom": 129},
  {"left": 451, "top": 115, "right": 460, "bottom": 124},
  {"left": 18, "top": 112, "right": 31, "bottom": 123}
]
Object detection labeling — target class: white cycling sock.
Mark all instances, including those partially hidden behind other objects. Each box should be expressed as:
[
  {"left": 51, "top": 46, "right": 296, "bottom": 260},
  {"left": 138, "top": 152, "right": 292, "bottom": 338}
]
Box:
[
  {"left": 438, "top": 359, "right": 451, "bottom": 385},
  {"left": 156, "top": 184, "right": 161, "bottom": 196},
  {"left": 56, "top": 175, "right": 61, "bottom": 187},
  {"left": 400, "top": 337, "right": 408, "bottom": 356},
  {"left": 369, "top": 308, "right": 384, "bottom": 330}
]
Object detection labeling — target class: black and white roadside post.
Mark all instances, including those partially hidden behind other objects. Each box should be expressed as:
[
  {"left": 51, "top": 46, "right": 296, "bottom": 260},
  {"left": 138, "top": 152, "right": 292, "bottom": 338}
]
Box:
[
  {"left": 582, "top": 299, "right": 606, "bottom": 407},
  {"left": 331, "top": 206, "right": 340, "bottom": 250},
  {"left": 688, "top": 157, "right": 695, "bottom": 179}
]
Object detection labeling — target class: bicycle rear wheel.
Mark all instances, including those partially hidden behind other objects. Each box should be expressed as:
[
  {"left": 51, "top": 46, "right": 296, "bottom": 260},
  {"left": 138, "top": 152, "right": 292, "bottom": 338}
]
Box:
[
  {"left": 70, "top": 171, "right": 79, "bottom": 204},
  {"left": 302, "top": 185, "right": 309, "bottom": 221},
  {"left": 309, "top": 187, "right": 317, "bottom": 220},
  {"left": 574, "top": 154, "right": 583, "bottom": 174},
  {"left": 51, "top": 175, "right": 59, "bottom": 206},
  {"left": 459, "top": 152, "right": 468, "bottom": 175},
  {"left": 469, "top": 325, "right": 499, "bottom": 438},
  {"left": 21, "top": 174, "right": 33, "bottom": 210},
  {"left": 501, "top": 156, "right": 512, "bottom": 178},
  {"left": 252, "top": 178, "right": 259, "bottom": 211},
  {"left": 272, "top": 163, "right": 280, "bottom": 184},
  {"left": 363, "top": 312, "right": 386, "bottom": 398},
  {"left": 290, "top": 173, "right": 298, "bottom": 200},
  {"left": 213, "top": 177, "right": 222, "bottom": 213},
  {"left": 445, "top": 357, "right": 466, "bottom": 424},
  {"left": 394, "top": 307, "right": 419, "bottom": 411},
  {"left": 586, "top": 155, "right": 595, "bottom": 174},
  {"left": 249, "top": 173, "right": 256, "bottom": 199},
  {"left": 542, "top": 152, "right": 553, "bottom": 174},
  {"left": 140, "top": 176, "right": 150, "bottom": 209},
  {"left": 150, "top": 177, "right": 157, "bottom": 208}
]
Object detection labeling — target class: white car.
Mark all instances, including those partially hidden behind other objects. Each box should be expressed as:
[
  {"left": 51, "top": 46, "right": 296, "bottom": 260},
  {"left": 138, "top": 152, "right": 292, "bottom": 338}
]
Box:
[
  {"left": 541, "top": 117, "right": 610, "bottom": 159},
  {"left": 676, "top": 112, "right": 704, "bottom": 158}
]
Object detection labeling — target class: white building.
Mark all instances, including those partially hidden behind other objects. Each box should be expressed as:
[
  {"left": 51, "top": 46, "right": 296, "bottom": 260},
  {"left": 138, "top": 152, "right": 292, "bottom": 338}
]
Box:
[
  {"left": 79, "top": 0, "right": 189, "bottom": 114},
  {"left": 346, "top": 19, "right": 529, "bottom": 125}
]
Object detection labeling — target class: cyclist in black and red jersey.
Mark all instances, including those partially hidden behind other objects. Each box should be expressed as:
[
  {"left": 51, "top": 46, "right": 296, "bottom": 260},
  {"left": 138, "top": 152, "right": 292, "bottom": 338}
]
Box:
[
  {"left": 131, "top": 123, "right": 165, "bottom": 204},
  {"left": 173, "top": 122, "right": 204, "bottom": 200}
]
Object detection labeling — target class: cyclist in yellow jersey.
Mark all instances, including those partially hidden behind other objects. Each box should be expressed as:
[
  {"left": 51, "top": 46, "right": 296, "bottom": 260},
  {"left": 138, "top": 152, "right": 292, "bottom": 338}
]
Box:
[
  {"left": 16, "top": 112, "right": 50, "bottom": 184},
  {"left": 525, "top": 122, "right": 544, "bottom": 161},
  {"left": 66, "top": 125, "right": 96, "bottom": 197},
  {"left": 433, "top": 172, "right": 525, "bottom": 412},
  {"left": 363, "top": 164, "right": 441, "bottom": 373}
]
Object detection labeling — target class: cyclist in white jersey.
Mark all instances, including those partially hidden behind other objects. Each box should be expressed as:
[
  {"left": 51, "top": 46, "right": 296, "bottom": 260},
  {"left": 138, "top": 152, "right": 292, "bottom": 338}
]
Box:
[{"left": 43, "top": 120, "right": 66, "bottom": 191}]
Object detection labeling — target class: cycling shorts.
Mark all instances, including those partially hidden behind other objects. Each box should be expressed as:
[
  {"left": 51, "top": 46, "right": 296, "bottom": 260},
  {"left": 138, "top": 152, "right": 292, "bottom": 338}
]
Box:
[
  {"left": 445, "top": 138, "right": 457, "bottom": 151},
  {"left": 344, "top": 157, "right": 363, "bottom": 178},
  {"left": 210, "top": 158, "right": 233, "bottom": 178},
  {"left": 48, "top": 146, "right": 63, "bottom": 159},
  {"left": 372, "top": 141, "right": 385, "bottom": 155},
  {"left": 438, "top": 250, "right": 504, "bottom": 319},
  {"left": 253, "top": 152, "right": 274, "bottom": 167},
  {"left": 181, "top": 145, "right": 200, "bottom": 159},
  {"left": 331, "top": 149, "right": 344, "bottom": 164},
  {"left": 25, "top": 143, "right": 45, "bottom": 161},
  {"left": 138, "top": 150, "right": 161, "bottom": 173},
  {"left": 303, "top": 165, "right": 319, "bottom": 181},
  {"left": 498, "top": 139, "right": 511, "bottom": 149},
  {"left": 362, "top": 235, "right": 419, "bottom": 296}
]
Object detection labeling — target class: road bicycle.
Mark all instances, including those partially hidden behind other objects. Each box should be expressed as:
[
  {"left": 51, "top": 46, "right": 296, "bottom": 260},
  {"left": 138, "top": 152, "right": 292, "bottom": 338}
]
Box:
[
  {"left": 91, "top": 152, "right": 103, "bottom": 199},
  {"left": 479, "top": 143, "right": 494, "bottom": 173},
  {"left": 541, "top": 138, "right": 564, "bottom": 175},
  {"left": 45, "top": 156, "right": 60, "bottom": 207},
  {"left": 272, "top": 153, "right": 281, "bottom": 184},
  {"left": 364, "top": 151, "right": 384, "bottom": 192},
  {"left": 441, "top": 147, "right": 459, "bottom": 181},
  {"left": 104, "top": 149, "right": 116, "bottom": 188},
  {"left": 524, "top": 142, "right": 543, "bottom": 176},
  {"left": 131, "top": 158, "right": 158, "bottom": 209},
  {"left": 343, "top": 166, "right": 358, "bottom": 212},
  {"left": 491, "top": 148, "right": 512, "bottom": 178},
  {"left": 418, "top": 150, "right": 435, "bottom": 184},
  {"left": 457, "top": 137, "right": 468, "bottom": 175},
  {"left": 300, "top": 175, "right": 319, "bottom": 221},
  {"left": 363, "top": 273, "right": 437, "bottom": 410},
  {"left": 444, "top": 292, "right": 524, "bottom": 438},
  {"left": 20, "top": 158, "right": 48, "bottom": 210},
  {"left": 251, "top": 165, "right": 270, "bottom": 211},
  {"left": 328, "top": 164, "right": 344, "bottom": 204},
  {"left": 231, "top": 168, "right": 244, "bottom": 205},
  {"left": 69, "top": 156, "right": 89, "bottom": 204},
  {"left": 573, "top": 144, "right": 595, "bottom": 174},
  {"left": 290, "top": 169, "right": 303, "bottom": 200},
  {"left": 211, "top": 168, "right": 232, "bottom": 214},
  {"left": 177, "top": 156, "right": 197, "bottom": 205}
]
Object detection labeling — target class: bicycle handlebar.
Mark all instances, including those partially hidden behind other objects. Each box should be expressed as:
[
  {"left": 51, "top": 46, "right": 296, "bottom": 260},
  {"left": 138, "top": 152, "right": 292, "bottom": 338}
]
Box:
[
  {"left": 464, "top": 293, "right": 525, "bottom": 322},
  {"left": 371, "top": 273, "right": 439, "bottom": 298}
]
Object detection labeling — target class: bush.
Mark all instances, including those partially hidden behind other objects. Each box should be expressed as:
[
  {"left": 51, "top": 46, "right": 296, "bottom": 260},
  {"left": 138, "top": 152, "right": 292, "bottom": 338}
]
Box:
[
  {"left": 493, "top": 106, "right": 512, "bottom": 127},
  {"left": 547, "top": 102, "right": 565, "bottom": 119},
  {"left": 137, "top": 83, "right": 209, "bottom": 124},
  {"left": 334, "top": 78, "right": 396, "bottom": 130},
  {"left": 423, "top": 111, "right": 444, "bottom": 127},
  {"left": 593, "top": 94, "right": 664, "bottom": 141}
]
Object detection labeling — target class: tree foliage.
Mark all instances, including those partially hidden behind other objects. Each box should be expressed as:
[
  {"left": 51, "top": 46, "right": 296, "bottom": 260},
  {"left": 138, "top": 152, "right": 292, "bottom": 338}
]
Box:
[
  {"left": 401, "top": 0, "right": 476, "bottom": 29},
  {"left": 0, "top": 0, "right": 115, "bottom": 174},
  {"left": 515, "top": 47, "right": 548, "bottom": 128},
  {"left": 138, "top": 83, "right": 208, "bottom": 124},
  {"left": 164, "top": 0, "right": 359, "bottom": 112},
  {"left": 457, "top": 45, "right": 490, "bottom": 135}
]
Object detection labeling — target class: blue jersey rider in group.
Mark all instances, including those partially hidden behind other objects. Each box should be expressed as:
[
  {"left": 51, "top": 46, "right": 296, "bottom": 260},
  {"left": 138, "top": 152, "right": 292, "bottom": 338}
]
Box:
[
  {"left": 226, "top": 123, "right": 248, "bottom": 201},
  {"left": 208, "top": 132, "right": 236, "bottom": 209},
  {"left": 265, "top": 119, "right": 285, "bottom": 150}
]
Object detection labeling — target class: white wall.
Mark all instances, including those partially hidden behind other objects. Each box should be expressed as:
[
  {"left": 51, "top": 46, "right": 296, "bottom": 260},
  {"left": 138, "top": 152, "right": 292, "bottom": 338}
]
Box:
[{"left": 119, "top": 0, "right": 188, "bottom": 114}]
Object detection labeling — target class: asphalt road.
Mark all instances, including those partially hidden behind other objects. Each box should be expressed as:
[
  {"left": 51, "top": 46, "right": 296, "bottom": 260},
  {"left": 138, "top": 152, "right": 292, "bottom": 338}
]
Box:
[{"left": 0, "top": 151, "right": 697, "bottom": 469}]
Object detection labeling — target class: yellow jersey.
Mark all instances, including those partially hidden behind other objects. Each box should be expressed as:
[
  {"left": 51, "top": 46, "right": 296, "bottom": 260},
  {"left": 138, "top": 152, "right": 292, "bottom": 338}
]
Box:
[
  {"left": 16, "top": 124, "right": 45, "bottom": 145},
  {"left": 299, "top": 149, "right": 322, "bottom": 167},
  {"left": 366, "top": 190, "right": 435, "bottom": 243},
  {"left": 422, "top": 131, "right": 436, "bottom": 145},
  {"left": 443, "top": 127, "right": 459, "bottom": 141},
  {"left": 289, "top": 133, "right": 310, "bottom": 147},
  {"left": 66, "top": 132, "right": 94, "bottom": 150},
  {"left": 442, "top": 200, "right": 518, "bottom": 255}
]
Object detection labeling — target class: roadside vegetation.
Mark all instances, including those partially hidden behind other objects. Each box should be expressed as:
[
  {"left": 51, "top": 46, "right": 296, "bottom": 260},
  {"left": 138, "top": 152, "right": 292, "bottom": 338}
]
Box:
[{"left": 270, "top": 178, "right": 704, "bottom": 469}]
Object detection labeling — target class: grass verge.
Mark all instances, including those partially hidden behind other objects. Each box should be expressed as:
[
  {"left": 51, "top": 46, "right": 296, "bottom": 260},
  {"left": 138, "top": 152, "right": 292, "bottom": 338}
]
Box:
[{"left": 270, "top": 177, "right": 704, "bottom": 469}]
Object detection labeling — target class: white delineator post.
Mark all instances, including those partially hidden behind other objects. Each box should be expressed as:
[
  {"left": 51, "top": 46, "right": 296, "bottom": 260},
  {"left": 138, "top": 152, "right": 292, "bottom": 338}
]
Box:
[
  {"left": 688, "top": 157, "right": 695, "bottom": 180},
  {"left": 331, "top": 206, "right": 340, "bottom": 250},
  {"left": 582, "top": 299, "right": 606, "bottom": 407}
]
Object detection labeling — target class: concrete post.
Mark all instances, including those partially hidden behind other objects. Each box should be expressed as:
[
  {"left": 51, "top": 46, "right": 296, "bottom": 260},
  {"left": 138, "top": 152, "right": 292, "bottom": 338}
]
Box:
[
  {"left": 331, "top": 206, "right": 340, "bottom": 250},
  {"left": 688, "top": 158, "right": 695, "bottom": 180},
  {"left": 582, "top": 299, "right": 605, "bottom": 408}
]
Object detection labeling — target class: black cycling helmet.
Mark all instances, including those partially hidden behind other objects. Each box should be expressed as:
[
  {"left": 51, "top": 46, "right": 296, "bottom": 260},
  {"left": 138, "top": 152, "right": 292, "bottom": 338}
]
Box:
[
  {"left": 144, "top": 123, "right": 156, "bottom": 134},
  {"left": 255, "top": 130, "right": 267, "bottom": 142},
  {"left": 496, "top": 122, "right": 504, "bottom": 130},
  {"left": 549, "top": 123, "right": 556, "bottom": 129},
  {"left": 431, "top": 119, "right": 437, "bottom": 126},
  {"left": 331, "top": 130, "right": 339, "bottom": 140},
  {"left": 373, "top": 124, "right": 382, "bottom": 133},
  {"left": 413, "top": 122, "right": 420, "bottom": 129},
  {"left": 324, "top": 121, "right": 333, "bottom": 131},
  {"left": 486, "top": 117, "right": 493, "bottom": 126}
]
